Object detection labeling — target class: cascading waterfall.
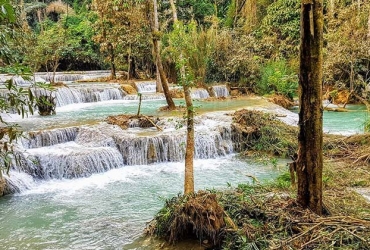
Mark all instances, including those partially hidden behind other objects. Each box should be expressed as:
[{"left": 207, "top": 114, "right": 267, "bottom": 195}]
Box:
[
  {"left": 32, "top": 84, "right": 126, "bottom": 107},
  {"left": 5, "top": 113, "right": 235, "bottom": 194},
  {"left": 191, "top": 89, "right": 210, "bottom": 99},
  {"left": 22, "top": 127, "right": 79, "bottom": 148},
  {"left": 135, "top": 81, "right": 157, "bottom": 93},
  {"left": 213, "top": 85, "right": 229, "bottom": 97},
  {"left": 23, "top": 144, "right": 125, "bottom": 179},
  {"left": 36, "top": 71, "right": 111, "bottom": 82}
]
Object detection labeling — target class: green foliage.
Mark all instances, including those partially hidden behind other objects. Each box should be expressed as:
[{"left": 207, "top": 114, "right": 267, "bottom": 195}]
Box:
[
  {"left": 0, "top": 0, "right": 15, "bottom": 22},
  {"left": 257, "top": 60, "right": 298, "bottom": 99},
  {"left": 0, "top": 69, "right": 45, "bottom": 176},
  {"left": 164, "top": 0, "right": 229, "bottom": 27},
  {"left": 164, "top": 21, "right": 198, "bottom": 86},
  {"left": 206, "top": 31, "right": 262, "bottom": 85},
  {"left": 256, "top": 0, "right": 300, "bottom": 58},
  {"left": 224, "top": 0, "right": 236, "bottom": 28}
]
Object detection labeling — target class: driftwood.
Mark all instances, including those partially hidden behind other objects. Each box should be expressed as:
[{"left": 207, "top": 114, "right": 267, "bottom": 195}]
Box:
[{"left": 142, "top": 115, "right": 163, "bottom": 131}]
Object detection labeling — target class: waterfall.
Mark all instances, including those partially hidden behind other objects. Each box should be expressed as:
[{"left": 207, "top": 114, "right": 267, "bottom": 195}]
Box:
[
  {"left": 112, "top": 124, "right": 233, "bottom": 165},
  {"left": 191, "top": 89, "right": 210, "bottom": 99},
  {"left": 213, "top": 85, "right": 229, "bottom": 97},
  {"left": 4, "top": 112, "right": 237, "bottom": 193},
  {"left": 36, "top": 71, "right": 111, "bottom": 82},
  {"left": 135, "top": 81, "right": 157, "bottom": 93},
  {"left": 21, "top": 143, "right": 125, "bottom": 179},
  {"left": 22, "top": 127, "right": 79, "bottom": 149},
  {"left": 3, "top": 171, "right": 36, "bottom": 194},
  {"left": 32, "top": 84, "right": 126, "bottom": 107}
]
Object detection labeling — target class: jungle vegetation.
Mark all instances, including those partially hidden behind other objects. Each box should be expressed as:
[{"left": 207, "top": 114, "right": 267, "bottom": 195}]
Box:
[{"left": 0, "top": 0, "right": 369, "bottom": 100}]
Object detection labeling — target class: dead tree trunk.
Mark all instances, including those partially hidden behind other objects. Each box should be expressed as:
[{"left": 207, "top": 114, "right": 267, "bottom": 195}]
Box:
[{"left": 297, "top": 0, "right": 324, "bottom": 215}]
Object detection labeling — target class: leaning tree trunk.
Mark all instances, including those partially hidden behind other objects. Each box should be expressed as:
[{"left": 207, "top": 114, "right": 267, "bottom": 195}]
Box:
[
  {"left": 152, "top": 0, "right": 176, "bottom": 110},
  {"left": 297, "top": 0, "right": 324, "bottom": 215}
]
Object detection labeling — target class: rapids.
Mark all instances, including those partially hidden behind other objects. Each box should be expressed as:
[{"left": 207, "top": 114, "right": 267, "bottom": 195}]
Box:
[{"left": 0, "top": 77, "right": 368, "bottom": 249}]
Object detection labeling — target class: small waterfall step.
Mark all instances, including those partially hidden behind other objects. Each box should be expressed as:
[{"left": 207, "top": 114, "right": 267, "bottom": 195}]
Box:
[
  {"left": 213, "top": 85, "right": 229, "bottom": 97},
  {"left": 191, "top": 89, "right": 210, "bottom": 99},
  {"left": 135, "top": 81, "right": 157, "bottom": 93},
  {"left": 35, "top": 71, "right": 111, "bottom": 82},
  {"left": 32, "top": 83, "right": 126, "bottom": 107},
  {"left": 20, "top": 142, "right": 124, "bottom": 179}
]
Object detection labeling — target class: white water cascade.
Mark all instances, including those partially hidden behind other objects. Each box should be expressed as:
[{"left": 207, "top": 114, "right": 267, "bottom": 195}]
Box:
[
  {"left": 5, "top": 112, "right": 235, "bottom": 194},
  {"left": 213, "top": 85, "right": 229, "bottom": 97},
  {"left": 191, "top": 89, "right": 210, "bottom": 99},
  {"left": 35, "top": 71, "right": 111, "bottom": 82},
  {"left": 135, "top": 81, "right": 157, "bottom": 93},
  {"left": 32, "top": 83, "right": 126, "bottom": 107}
]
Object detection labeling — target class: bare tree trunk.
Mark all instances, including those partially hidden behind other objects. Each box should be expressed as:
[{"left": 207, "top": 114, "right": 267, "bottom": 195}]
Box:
[
  {"left": 156, "top": 68, "right": 163, "bottom": 92},
  {"left": 184, "top": 84, "right": 195, "bottom": 194},
  {"left": 108, "top": 43, "right": 116, "bottom": 80},
  {"left": 297, "top": 0, "right": 324, "bottom": 215},
  {"left": 153, "top": 0, "right": 175, "bottom": 109},
  {"left": 127, "top": 43, "right": 131, "bottom": 81}
]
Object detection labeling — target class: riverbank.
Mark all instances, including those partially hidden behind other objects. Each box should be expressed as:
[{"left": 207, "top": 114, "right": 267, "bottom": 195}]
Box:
[{"left": 148, "top": 109, "right": 370, "bottom": 249}]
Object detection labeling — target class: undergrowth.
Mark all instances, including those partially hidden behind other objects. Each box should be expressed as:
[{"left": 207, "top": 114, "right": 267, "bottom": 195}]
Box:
[{"left": 148, "top": 110, "right": 370, "bottom": 249}]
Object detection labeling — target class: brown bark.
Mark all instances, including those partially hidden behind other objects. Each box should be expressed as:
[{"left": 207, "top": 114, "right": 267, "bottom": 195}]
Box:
[
  {"left": 169, "top": 0, "right": 178, "bottom": 22},
  {"left": 169, "top": 0, "right": 195, "bottom": 194},
  {"left": 152, "top": 0, "right": 175, "bottom": 109},
  {"left": 108, "top": 43, "right": 116, "bottom": 79},
  {"left": 184, "top": 84, "right": 195, "bottom": 194},
  {"left": 297, "top": 0, "right": 324, "bottom": 215},
  {"left": 127, "top": 44, "right": 131, "bottom": 81}
]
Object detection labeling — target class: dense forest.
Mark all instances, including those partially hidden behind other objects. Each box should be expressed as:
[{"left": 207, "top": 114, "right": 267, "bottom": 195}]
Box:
[{"left": 1, "top": 0, "right": 370, "bottom": 102}]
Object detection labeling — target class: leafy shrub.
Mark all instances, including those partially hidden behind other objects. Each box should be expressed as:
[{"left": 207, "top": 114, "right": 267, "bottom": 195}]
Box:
[{"left": 256, "top": 60, "right": 298, "bottom": 99}]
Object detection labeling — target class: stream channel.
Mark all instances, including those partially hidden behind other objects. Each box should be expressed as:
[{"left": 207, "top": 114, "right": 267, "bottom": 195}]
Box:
[{"left": 0, "top": 80, "right": 367, "bottom": 249}]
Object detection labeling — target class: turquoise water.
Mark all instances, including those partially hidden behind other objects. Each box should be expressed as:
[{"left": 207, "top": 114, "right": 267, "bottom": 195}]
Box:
[
  {"left": 0, "top": 97, "right": 368, "bottom": 249},
  {"left": 4, "top": 97, "right": 268, "bottom": 130},
  {"left": 323, "top": 105, "right": 368, "bottom": 135},
  {"left": 290, "top": 104, "right": 368, "bottom": 134},
  {"left": 0, "top": 156, "right": 281, "bottom": 249}
]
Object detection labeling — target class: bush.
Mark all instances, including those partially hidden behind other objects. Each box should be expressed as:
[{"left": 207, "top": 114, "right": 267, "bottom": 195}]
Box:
[{"left": 256, "top": 60, "right": 298, "bottom": 100}]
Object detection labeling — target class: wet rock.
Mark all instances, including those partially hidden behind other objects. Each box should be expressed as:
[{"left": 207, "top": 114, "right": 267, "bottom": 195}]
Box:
[{"left": 0, "top": 177, "right": 5, "bottom": 196}]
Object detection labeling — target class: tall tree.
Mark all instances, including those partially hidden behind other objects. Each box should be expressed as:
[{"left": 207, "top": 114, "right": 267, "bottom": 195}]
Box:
[
  {"left": 296, "top": 0, "right": 324, "bottom": 214},
  {"left": 92, "top": 0, "right": 151, "bottom": 80},
  {"left": 152, "top": 0, "right": 176, "bottom": 109},
  {"left": 169, "top": 0, "right": 194, "bottom": 194}
]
